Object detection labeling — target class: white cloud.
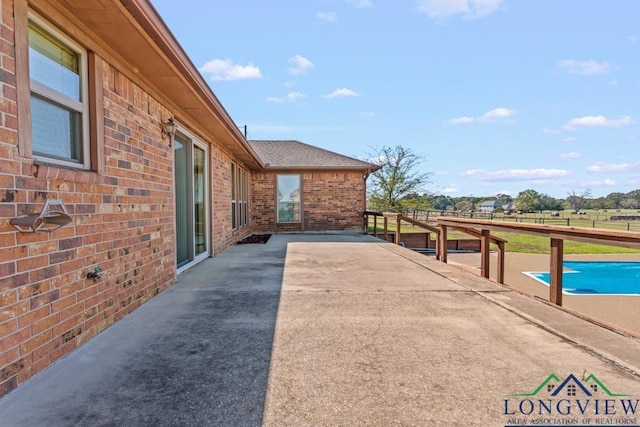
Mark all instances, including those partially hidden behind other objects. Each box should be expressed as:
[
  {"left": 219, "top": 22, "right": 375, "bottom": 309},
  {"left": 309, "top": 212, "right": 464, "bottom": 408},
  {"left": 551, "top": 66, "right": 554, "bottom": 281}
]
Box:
[
  {"left": 448, "top": 116, "right": 475, "bottom": 125},
  {"left": 478, "top": 107, "right": 517, "bottom": 122},
  {"left": 563, "top": 115, "right": 635, "bottom": 130},
  {"left": 461, "top": 168, "right": 570, "bottom": 182},
  {"left": 347, "top": 0, "right": 373, "bottom": 8},
  {"left": 323, "top": 88, "right": 359, "bottom": 98},
  {"left": 266, "top": 92, "right": 306, "bottom": 103},
  {"left": 317, "top": 12, "right": 338, "bottom": 22},
  {"left": 448, "top": 107, "right": 516, "bottom": 124},
  {"left": 416, "top": 0, "right": 503, "bottom": 19},
  {"left": 563, "top": 137, "right": 578, "bottom": 142},
  {"left": 288, "top": 55, "right": 314, "bottom": 76},
  {"left": 627, "top": 36, "right": 638, "bottom": 43},
  {"left": 559, "top": 152, "right": 581, "bottom": 159},
  {"left": 359, "top": 111, "right": 375, "bottom": 117},
  {"left": 543, "top": 128, "right": 561, "bottom": 135},
  {"left": 588, "top": 179, "right": 616, "bottom": 187},
  {"left": 587, "top": 161, "right": 640, "bottom": 173},
  {"left": 441, "top": 186, "right": 459, "bottom": 194},
  {"left": 557, "top": 60, "right": 612, "bottom": 76},
  {"left": 199, "top": 58, "right": 262, "bottom": 81}
]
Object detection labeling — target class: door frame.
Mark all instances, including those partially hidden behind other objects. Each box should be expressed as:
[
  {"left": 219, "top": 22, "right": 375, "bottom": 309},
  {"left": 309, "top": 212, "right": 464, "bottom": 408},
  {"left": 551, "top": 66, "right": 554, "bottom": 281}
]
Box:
[{"left": 173, "top": 125, "right": 211, "bottom": 274}]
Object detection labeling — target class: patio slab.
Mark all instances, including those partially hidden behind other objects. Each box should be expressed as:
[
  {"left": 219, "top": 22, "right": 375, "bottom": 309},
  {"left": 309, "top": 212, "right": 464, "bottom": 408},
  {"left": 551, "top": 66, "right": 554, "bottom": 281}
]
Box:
[{"left": 0, "top": 234, "right": 639, "bottom": 426}]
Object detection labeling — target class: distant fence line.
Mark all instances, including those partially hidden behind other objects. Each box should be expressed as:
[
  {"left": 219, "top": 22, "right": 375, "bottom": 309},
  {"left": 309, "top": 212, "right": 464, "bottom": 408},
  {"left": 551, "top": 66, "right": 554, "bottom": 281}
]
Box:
[{"left": 405, "top": 210, "right": 640, "bottom": 232}]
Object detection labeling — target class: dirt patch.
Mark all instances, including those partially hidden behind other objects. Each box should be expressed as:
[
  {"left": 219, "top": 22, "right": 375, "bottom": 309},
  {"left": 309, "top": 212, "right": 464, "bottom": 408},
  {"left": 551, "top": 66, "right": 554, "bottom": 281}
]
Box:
[{"left": 237, "top": 234, "right": 272, "bottom": 244}]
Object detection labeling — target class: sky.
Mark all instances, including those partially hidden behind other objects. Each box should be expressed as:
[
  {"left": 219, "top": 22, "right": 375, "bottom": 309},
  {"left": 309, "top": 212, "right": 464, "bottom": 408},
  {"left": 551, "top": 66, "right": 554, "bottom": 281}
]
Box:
[{"left": 149, "top": 0, "right": 640, "bottom": 199}]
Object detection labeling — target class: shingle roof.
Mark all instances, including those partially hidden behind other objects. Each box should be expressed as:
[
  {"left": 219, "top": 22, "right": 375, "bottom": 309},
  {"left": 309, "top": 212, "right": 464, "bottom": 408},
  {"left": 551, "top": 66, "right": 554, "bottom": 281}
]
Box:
[{"left": 248, "top": 140, "right": 379, "bottom": 170}]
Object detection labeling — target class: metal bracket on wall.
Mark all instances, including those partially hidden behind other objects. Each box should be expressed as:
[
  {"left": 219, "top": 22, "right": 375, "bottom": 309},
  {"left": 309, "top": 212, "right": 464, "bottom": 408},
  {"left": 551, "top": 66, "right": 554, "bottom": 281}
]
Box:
[{"left": 10, "top": 199, "right": 73, "bottom": 233}]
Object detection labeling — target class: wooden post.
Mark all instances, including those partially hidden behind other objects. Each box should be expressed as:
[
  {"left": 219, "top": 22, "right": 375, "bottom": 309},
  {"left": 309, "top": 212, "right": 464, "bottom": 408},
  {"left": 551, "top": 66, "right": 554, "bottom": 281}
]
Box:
[
  {"left": 396, "top": 215, "right": 401, "bottom": 246},
  {"left": 497, "top": 241, "right": 505, "bottom": 284},
  {"left": 550, "top": 238, "right": 564, "bottom": 306},
  {"left": 383, "top": 217, "right": 388, "bottom": 241},
  {"left": 373, "top": 215, "right": 378, "bottom": 237},
  {"left": 480, "top": 229, "right": 490, "bottom": 279},
  {"left": 440, "top": 225, "right": 448, "bottom": 263}
]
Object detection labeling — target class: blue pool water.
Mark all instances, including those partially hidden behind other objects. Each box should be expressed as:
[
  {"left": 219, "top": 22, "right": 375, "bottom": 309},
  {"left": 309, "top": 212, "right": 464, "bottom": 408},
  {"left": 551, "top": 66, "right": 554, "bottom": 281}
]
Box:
[{"left": 525, "top": 261, "right": 640, "bottom": 295}]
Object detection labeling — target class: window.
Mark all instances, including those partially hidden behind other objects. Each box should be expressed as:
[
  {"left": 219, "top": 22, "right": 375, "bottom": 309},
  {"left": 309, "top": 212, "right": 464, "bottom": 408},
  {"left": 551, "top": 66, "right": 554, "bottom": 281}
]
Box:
[
  {"left": 28, "top": 16, "right": 89, "bottom": 168},
  {"left": 231, "top": 163, "right": 249, "bottom": 229},
  {"left": 277, "top": 175, "right": 301, "bottom": 223},
  {"left": 231, "top": 162, "right": 237, "bottom": 229}
]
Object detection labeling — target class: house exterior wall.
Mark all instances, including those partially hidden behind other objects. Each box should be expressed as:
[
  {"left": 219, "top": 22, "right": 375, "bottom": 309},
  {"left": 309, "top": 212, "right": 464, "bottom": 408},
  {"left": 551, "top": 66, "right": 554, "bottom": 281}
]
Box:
[
  {"left": 0, "top": 0, "right": 250, "bottom": 397},
  {"left": 212, "top": 147, "right": 251, "bottom": 254},
  {"left": 251, "top": 170, "right": 367, "bottom": 233}
]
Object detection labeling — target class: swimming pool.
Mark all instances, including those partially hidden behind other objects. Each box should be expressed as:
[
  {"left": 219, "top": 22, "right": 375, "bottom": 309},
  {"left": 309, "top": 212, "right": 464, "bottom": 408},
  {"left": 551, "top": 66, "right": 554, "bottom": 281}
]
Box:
[{"left": 523, "top": 261, "right": 640, "bottom": 296}]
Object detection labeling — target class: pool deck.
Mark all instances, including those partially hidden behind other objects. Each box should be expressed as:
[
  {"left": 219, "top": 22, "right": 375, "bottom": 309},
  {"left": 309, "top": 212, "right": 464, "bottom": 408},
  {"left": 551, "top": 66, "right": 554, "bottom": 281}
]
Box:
[
  {"left": 0, "top": 234, "right": 639, "bottom": 426},
  {"left": 448, "top": 252, "right": 640, "bottom": 336}
]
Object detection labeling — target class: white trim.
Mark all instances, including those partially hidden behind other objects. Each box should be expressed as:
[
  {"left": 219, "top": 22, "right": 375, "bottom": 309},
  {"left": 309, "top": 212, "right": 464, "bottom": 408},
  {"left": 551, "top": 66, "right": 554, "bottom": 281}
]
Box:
[
  {"left": 173, "top": 124, "right": 211, "bottom": 274},
  {"left": 28, "top": 12, "right": 90, "bottom": 169}
]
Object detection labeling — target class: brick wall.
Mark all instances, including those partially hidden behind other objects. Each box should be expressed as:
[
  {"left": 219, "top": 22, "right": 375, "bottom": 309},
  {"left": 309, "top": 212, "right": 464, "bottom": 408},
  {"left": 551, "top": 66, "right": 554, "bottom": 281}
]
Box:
[
  {"left": 0, "top": 46, "right": 178, "bottom": 396},
  {"left": 251, "top": 171, "right": 367, "bottom": 233},
  {"left": 212, "top": 146, "right": 251, "bottom": 254}
]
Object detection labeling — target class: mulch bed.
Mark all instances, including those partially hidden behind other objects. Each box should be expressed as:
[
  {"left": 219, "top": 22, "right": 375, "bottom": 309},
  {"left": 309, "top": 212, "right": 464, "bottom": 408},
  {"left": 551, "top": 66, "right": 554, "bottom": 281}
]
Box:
[{"left": 237, "top": 234, "right": 272, "bottom": 244}]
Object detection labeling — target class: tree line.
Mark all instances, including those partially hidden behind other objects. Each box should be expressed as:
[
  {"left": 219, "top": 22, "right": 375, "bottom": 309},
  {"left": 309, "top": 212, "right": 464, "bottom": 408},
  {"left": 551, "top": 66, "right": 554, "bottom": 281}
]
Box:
[{"left": 367, "top": 145, "right": 640, "bottom": 214}]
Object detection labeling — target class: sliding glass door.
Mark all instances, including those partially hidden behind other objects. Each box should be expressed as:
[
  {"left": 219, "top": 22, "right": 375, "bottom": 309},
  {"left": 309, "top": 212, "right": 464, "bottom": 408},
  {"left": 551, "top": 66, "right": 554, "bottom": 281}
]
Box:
[{"left": 174, "top": 131, "right": 209, "bottom": 270}]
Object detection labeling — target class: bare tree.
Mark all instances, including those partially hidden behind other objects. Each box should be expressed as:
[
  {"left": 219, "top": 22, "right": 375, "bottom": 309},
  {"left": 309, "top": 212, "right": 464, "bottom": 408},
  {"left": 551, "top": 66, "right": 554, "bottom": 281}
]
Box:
[
  {"left": 367, "top": 145, "right": 431, "bottom": 213},
  {"left": 566, "top": 189, "right": 592, "bottom": 214}
]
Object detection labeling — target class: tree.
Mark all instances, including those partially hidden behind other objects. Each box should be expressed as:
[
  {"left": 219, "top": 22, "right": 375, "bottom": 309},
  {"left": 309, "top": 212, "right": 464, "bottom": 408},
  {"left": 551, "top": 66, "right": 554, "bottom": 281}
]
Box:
[
  {"left": 496, "top": 193, "right": 513, "bottom": 205},
  {"left": 515, "top": 189, "right": 543, "bottom": 213},
  {"left": 367, "top": 145, "right": 431, "bottom": 212},
  {"left": 430, "top": 195, "right": 455, "bottom": 211},
  {"left": 455, "top": 198, "right": 473, "bottom": 212},
  {"left": 566, "top": 189, "right": 592, "bottom": 214},
  {"left": 539, "top": 194, "right": 563, "bottom": 211}
]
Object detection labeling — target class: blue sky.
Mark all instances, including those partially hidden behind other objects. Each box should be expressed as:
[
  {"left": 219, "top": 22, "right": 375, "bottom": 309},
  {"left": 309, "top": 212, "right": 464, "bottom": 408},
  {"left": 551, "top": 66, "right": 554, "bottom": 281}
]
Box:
[{"left": 149, "top": 0, "right": 640, "bottom": 199}]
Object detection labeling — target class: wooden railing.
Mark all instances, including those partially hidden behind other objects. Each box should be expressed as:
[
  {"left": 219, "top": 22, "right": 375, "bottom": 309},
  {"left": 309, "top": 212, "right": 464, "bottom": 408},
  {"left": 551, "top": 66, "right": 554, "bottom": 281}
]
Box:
[
  {"left": 365, "top": 211, "right": 442, "bottom": 258},
  {"left": 435, "top": 217, "right": 640, "bottom": 306}
]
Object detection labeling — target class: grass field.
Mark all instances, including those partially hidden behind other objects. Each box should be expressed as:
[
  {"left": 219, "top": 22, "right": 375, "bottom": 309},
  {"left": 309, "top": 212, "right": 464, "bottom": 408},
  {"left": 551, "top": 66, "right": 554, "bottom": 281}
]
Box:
[{"left": 367, "top": 210, "right": 640, "bottom": 254}]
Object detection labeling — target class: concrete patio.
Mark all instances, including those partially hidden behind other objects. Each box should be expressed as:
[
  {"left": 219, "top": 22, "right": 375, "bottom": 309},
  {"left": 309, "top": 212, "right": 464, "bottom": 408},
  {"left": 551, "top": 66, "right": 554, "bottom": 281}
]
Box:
[{"left": 0, "top": 234, "right": 639, "bottom": 426}]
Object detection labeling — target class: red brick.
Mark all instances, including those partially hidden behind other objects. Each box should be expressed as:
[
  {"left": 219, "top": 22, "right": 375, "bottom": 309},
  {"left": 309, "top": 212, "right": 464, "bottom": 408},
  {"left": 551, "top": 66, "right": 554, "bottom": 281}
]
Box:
[
  {"left": 0, "top": 347, "right": 20, "bottom": 370},
  {"left": 0, "top": 298, "right": 29, "bottom": 323},
  {"left": 17, "top": 254, "right": 49, "bottom": 272},
  {"left": 0, "top": 318, "right": 17, "bottom": 338},
  {"left": 17, "top": 304, "right": 50, "bottom": 329},
  {"left": 0, "top": 328, "right": 29, "bottom": 352},
  {"left": 29, "top": 289, "right": 59, "bottom": 310},
  {"left": 19, "top": 328, "right": 52, "bottom": 355},
  {"left": 18, "top": 281, "right": 51, "bottom": 300}
]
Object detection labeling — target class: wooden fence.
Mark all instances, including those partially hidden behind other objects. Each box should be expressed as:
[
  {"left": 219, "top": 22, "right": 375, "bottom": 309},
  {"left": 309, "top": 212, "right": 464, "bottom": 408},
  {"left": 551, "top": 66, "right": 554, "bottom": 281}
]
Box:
[{"left": 435, "top": 217, "right": 640, "bottom": 306}]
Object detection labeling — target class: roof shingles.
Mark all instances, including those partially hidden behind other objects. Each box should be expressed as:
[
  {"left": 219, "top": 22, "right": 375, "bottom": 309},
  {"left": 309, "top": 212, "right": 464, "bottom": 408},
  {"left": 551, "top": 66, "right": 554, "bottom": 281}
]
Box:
[{"left": 248, "top": 140, "right": 378, "bottom": 170}]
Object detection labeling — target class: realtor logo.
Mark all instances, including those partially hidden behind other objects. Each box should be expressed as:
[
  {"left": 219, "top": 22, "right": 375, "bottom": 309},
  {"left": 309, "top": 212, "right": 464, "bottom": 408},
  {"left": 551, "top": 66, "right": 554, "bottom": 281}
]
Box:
[{"left": 503, "top": 373, "right": 639, "bottom": 426}]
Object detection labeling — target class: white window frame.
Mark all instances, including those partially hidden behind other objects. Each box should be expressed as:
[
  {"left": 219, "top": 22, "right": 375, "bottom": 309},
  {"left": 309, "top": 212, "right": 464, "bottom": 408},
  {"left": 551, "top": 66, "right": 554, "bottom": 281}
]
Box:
[
  {"left": 174, "top": 125, "right": 211, "bottom": 274},
  {"left": 277, "top": 174, "right": 301, "bottom": 224},
  {"left": 28, "top": 13, "right": 90, "bottom": 169},
  {"left": 231, "top": 162, "right": 237, "bottom": 230}
]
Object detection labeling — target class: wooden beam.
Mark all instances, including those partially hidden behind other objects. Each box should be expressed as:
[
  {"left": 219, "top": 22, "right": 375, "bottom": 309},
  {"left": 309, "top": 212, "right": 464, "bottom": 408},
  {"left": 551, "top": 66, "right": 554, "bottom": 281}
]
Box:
[
  {"left": 436, "top": 217, "right": 640, "bottom": 249},
  {"left": 383, "top": 217, "right": 388, "bottom": 241},
  {"left": 440, "top": 225, "right": 448, "bottom": 263},
  {"left": 480, "top": 229, "right": 490, "bottom": 279},
  {"left": 397, "top": 214, "right": 441, "bottom": 234},
  {"left": 550, "top": 238, "right": 564, "bottom": 306},
  {"left": 497, "top": 241, "right": 505, "bottom": 284},
  {"left": 373, "top": 215, "right": 377, "bottom": 237},
  {"left": 396, "top": 215, "right": 401, "bottom": 246}
]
